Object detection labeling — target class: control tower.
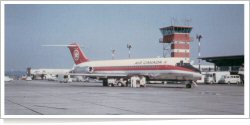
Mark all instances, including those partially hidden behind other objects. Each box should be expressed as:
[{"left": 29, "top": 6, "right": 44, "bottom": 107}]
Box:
[{"left": 159, "top": 25, "right": 192, "bottom": 63}]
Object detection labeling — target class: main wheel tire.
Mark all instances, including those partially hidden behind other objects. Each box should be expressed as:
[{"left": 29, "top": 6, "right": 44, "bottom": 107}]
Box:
[
  {"left": 228, "top": 81, "right": 230, "bottom": 85},
  {"left": 118, "top": 82, "right": 122, "bottom": 87},
  {"left": 186, "top": 84, "right": 192, "bottom": 88},
  {"left": 140, "top": 85, "right": 145, "bottom": 87},
  {"left": 108, "top": 83, "right": 114, "bottom": 87}
]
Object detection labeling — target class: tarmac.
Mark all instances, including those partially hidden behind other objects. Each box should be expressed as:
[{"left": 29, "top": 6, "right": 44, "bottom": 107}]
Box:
[{"left": 4, "top": 80, "right": 244, "bottom": 115}]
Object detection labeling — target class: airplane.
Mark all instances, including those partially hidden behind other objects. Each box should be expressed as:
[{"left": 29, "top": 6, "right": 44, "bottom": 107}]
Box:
[{"left": 63, "top": 42, "right": 201, "bottom": 88}]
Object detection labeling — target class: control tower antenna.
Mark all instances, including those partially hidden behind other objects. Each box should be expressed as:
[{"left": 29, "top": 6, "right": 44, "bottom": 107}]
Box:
[
  {"left": 184, "top": 18, "right": 192, "bottom": 26},
  {"left": 171, "top": 17, "right": 178, "bottom": 26}
]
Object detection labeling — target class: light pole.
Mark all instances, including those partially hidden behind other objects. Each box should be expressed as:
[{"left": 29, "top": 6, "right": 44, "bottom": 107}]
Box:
[
  {"left": 196, "top": 34, "right": 202, "bottom": 71},
  {"left": 111, "top": 49, "right": 115, "bottom": 60},
  {"left": 127, "top": 44, "right": 132, "bottom": 59}
]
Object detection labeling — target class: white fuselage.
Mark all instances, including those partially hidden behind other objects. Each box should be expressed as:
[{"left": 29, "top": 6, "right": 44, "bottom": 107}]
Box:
[{"left": 73, "top": 57, "right": 201, "bottom": 81}]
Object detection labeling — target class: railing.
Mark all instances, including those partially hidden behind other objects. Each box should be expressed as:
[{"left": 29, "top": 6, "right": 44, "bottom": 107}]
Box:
[{"left": 200, "top": 66, "right": 244, "bottom": 72}]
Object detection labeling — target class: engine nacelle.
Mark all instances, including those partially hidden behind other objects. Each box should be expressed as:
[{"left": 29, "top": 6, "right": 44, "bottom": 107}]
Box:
[
  {"left": 74, "top": 66, "right": 94, "bottom": 73},
  {"left": 85, "top": 66, "right": 94, "bottom": 73}
]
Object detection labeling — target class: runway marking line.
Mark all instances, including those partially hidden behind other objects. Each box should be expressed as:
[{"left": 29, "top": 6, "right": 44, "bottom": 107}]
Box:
[{"left": 6, "top": 99, "right": 44, "bottom": 115}]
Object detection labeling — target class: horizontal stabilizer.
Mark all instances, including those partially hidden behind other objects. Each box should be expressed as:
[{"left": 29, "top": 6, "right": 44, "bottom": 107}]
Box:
[
  {"left": 41, "top": 43, "right": 88, "bottom": 64},
  {"left": 41, "top": 44, "right": 77, "bottom": 47}
]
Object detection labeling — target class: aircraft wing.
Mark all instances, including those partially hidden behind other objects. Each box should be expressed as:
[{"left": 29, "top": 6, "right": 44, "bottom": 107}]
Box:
[{"left": 68, "top": 73, "right": 127, "bottom": 78}]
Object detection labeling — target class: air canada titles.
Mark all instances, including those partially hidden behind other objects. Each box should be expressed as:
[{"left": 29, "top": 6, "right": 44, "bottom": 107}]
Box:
[{"left": 134, "top": 60, "right": 167, "bottom": 65}]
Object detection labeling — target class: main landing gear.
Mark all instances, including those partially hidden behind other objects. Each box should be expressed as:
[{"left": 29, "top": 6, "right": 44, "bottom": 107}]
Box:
[{"left": 102, "top": 79, "right": 108, "bottom": 86}]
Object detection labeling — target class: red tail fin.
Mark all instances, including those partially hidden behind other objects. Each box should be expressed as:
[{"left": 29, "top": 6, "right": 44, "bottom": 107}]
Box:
[{"left": 68, "top": 43, "right": 89, "bottom": 65}]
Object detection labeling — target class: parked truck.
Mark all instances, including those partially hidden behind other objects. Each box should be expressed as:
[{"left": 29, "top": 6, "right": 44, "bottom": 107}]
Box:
[
  {"left": 204, "top": 71, "right": 230, "bottom": 84},
  {"left": 106, "top": 76, "right": 147, "bottom": 87},
  {"left": 204, "top": 71, "right": 241, "bottom": 84},
  {"left": 107, "top": 78, "right": 127, "bottom": 87},
  {"left": 57, "top": 74, "right": 72, "bottom": 83}
]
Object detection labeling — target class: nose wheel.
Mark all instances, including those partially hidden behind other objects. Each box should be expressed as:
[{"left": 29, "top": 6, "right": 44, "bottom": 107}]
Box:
[
  {"left": 185, "top": 81, "right": 197, "bottom": 88},
  {"left": 186, "top": 83, "right": 192, "bottom": 88}
]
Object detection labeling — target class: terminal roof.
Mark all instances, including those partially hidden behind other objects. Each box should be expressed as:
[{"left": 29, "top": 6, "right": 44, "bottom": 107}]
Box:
[{"left": 199, "top": 55, "right": 244, "bottom": 66}]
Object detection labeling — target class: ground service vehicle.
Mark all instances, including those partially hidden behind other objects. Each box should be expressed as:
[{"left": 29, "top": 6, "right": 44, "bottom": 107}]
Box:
[
  {"left": 223, "top": 75, "right": 241, "bottom": 84},
  {"left": 204, "top": 72, "right": 230, "bottom": 84}
]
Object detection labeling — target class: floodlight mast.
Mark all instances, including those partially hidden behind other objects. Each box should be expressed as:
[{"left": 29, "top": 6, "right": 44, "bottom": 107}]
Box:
[
  {"left": 196, "top": 34, "right": 202, "bottom": 71},
  {"left": 111, "top": 49, "right": 116, "bottom": 60},
  {"left": 127, "top": 44, "right": 132, "bottom": 59}
]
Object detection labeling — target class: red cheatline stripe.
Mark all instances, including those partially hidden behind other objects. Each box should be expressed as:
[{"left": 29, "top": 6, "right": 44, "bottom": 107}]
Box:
[{"left": 93, "top": 65, "right": 194, "bottom": 72}]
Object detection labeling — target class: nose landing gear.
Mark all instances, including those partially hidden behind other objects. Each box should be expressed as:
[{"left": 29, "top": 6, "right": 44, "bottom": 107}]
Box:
[
  {"left": 186, "top": 83, "right": 192, "bottom": 88},
  {"left": 185, "top": 81, "right": 198, "bottom": 88}
]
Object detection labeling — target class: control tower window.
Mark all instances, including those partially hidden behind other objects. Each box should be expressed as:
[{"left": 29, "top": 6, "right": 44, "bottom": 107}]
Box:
[
  {"left": 160, "top": 29, "right": 173, "bottom": 36},
  {"left": 174, "top": 27, "right": 192, "bottom": 33},
  {"left": 160, "top": 27, "right": 192, "bottom": 36}
]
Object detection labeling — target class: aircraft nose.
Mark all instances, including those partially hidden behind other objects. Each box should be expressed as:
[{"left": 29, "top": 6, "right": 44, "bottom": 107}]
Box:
[{"left": 194, "top": 72, "right": 202, "bottom": 80}]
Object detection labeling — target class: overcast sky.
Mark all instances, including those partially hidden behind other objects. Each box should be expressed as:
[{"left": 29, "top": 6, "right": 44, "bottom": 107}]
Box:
[{"left": 4, "top": 4, "right": 244, "bottom": 71}]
